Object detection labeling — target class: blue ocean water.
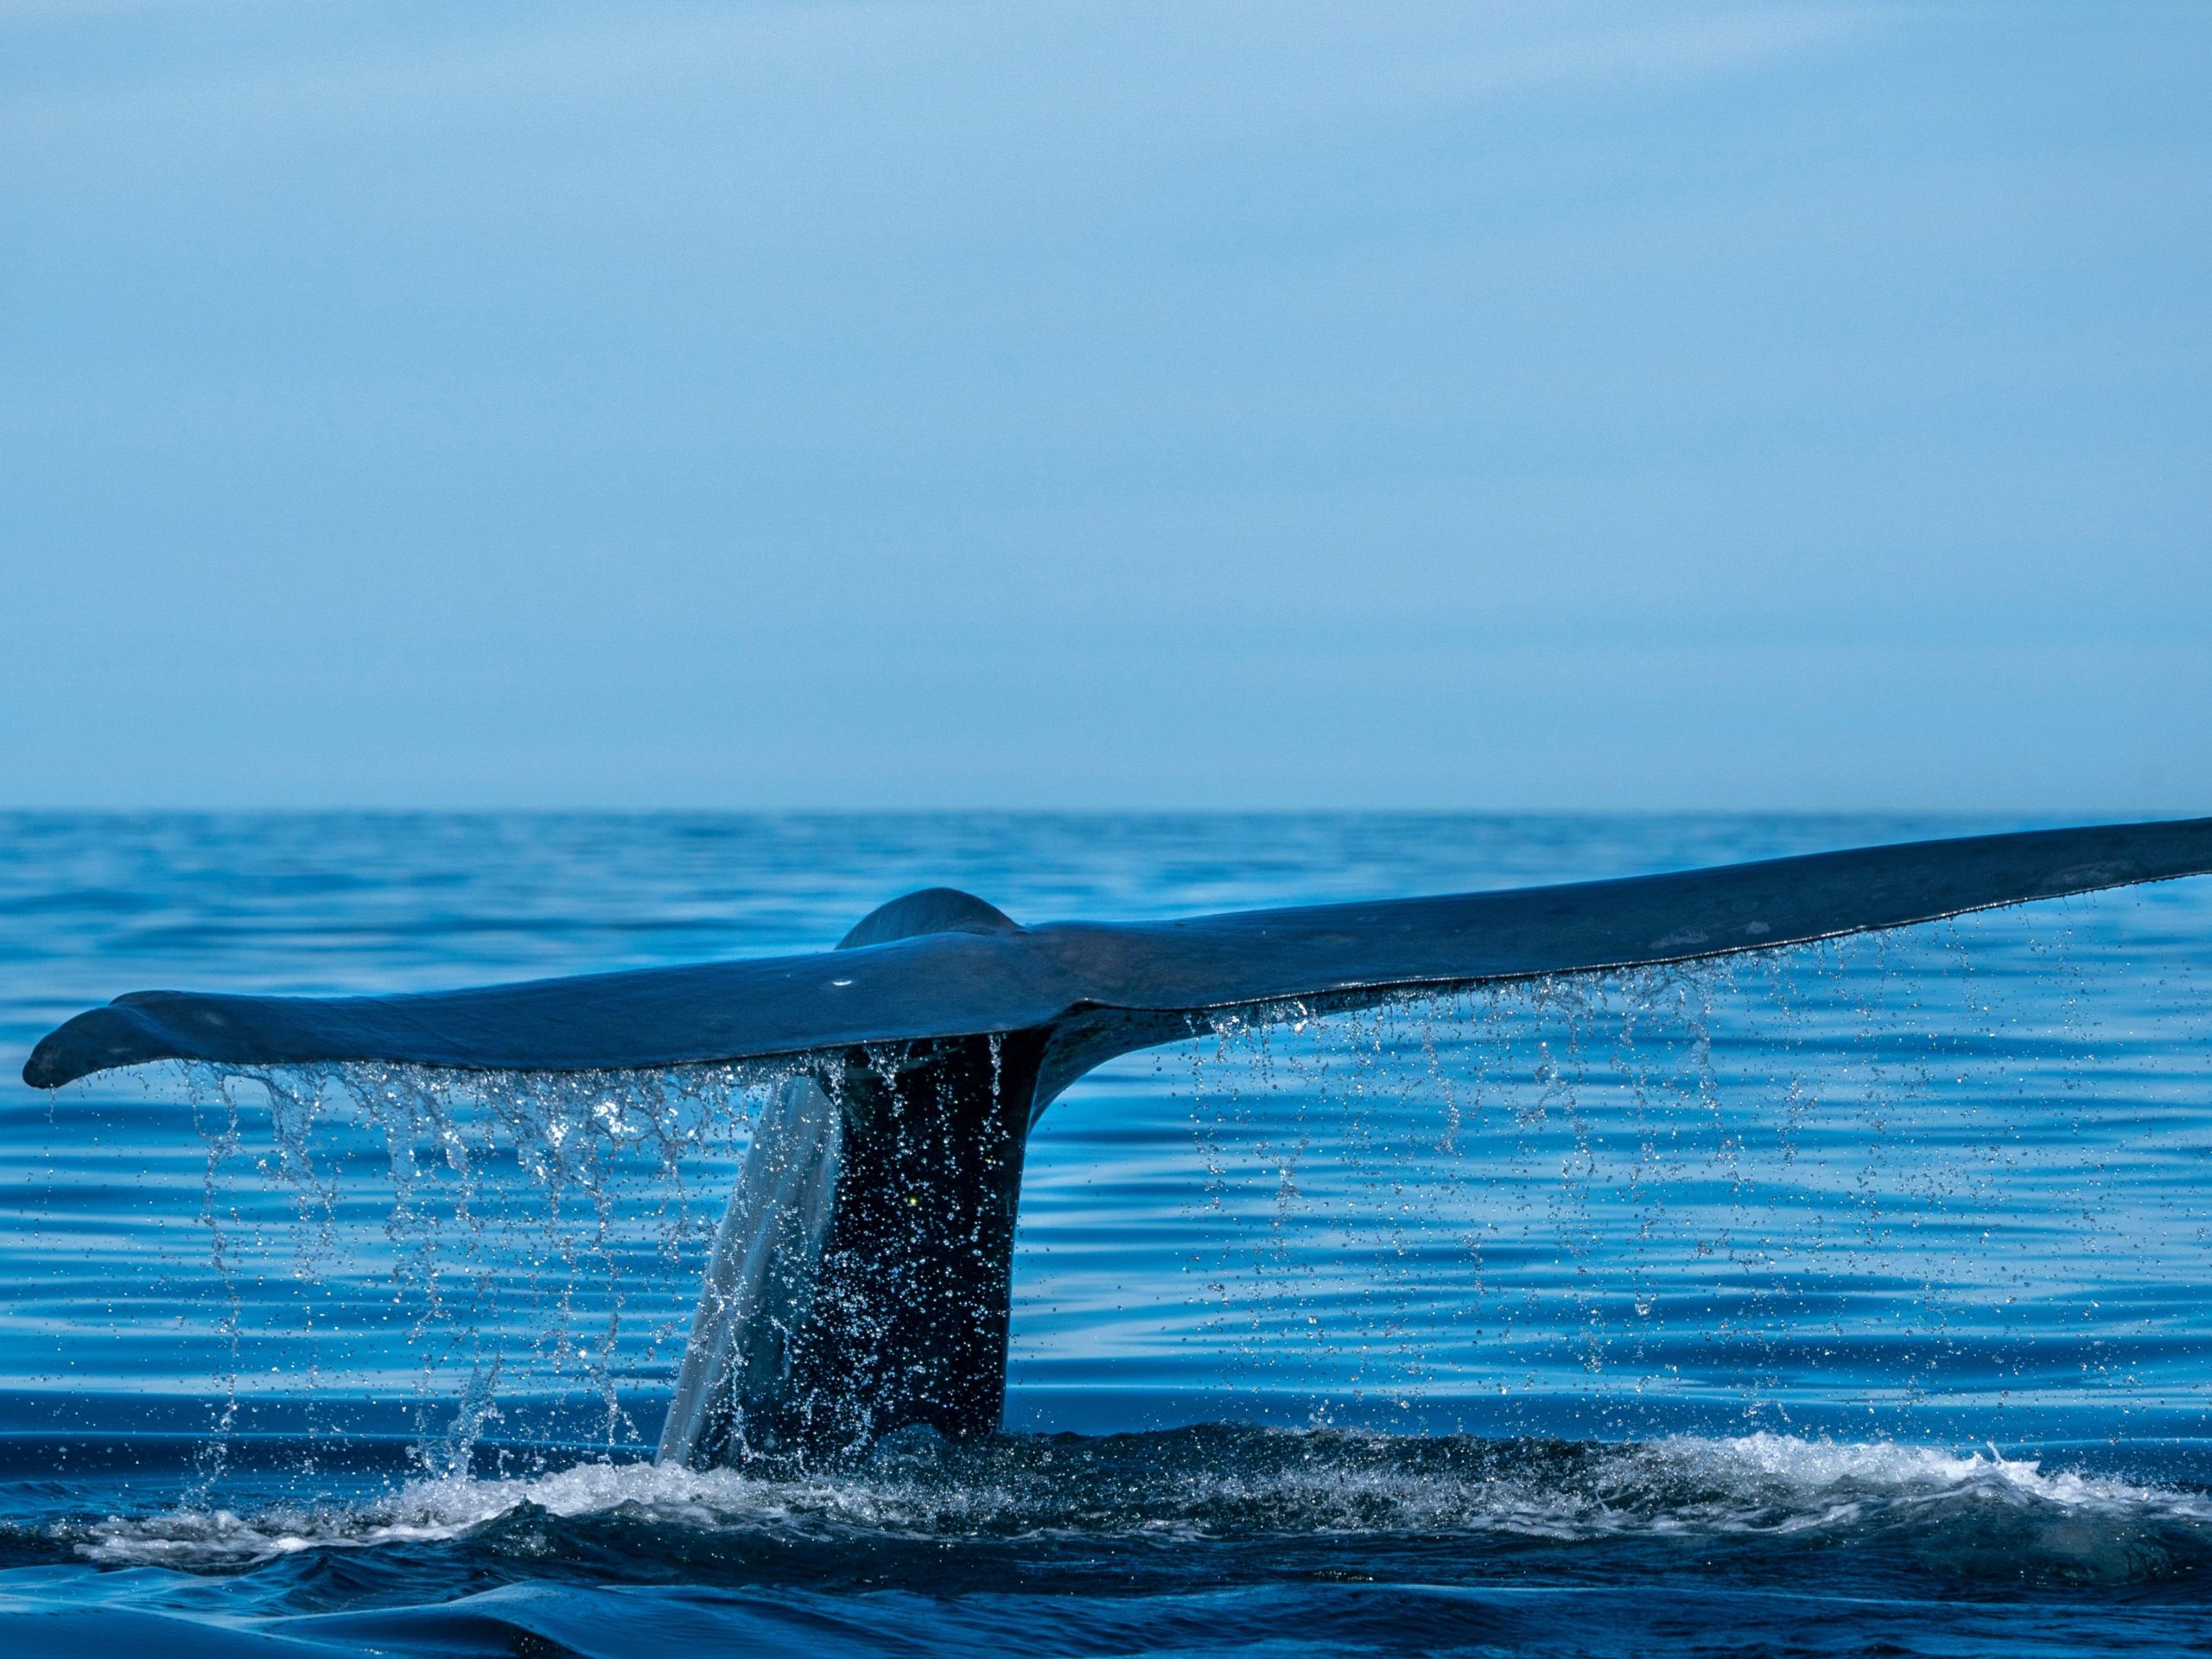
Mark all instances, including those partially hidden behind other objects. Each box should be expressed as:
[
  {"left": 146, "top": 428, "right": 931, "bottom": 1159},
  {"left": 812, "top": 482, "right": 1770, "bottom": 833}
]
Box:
[{"left": 3, "top": 811, "right": 2211, "bottom": 1656}]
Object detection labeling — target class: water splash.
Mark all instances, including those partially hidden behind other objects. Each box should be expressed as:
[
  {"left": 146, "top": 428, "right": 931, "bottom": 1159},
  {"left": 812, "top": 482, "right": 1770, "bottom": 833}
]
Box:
[
  {"left": 73, "top": 1058, "right": 805, "bottom": 1471},
  {"left": 65, "top": 1427, "right": 2212, "bottom": 1586}
]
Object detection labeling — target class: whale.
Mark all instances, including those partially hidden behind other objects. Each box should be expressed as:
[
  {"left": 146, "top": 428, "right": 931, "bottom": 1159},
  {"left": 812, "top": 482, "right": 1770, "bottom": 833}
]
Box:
[{"left": 22, "top": 817, "right": 2212, "bottom": 1465}]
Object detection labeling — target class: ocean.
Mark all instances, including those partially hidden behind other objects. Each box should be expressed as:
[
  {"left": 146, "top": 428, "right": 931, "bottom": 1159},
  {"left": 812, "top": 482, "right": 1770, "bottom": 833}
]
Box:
[{"left": 2, "top": 811, "right": 2209, "bottom": 1656}]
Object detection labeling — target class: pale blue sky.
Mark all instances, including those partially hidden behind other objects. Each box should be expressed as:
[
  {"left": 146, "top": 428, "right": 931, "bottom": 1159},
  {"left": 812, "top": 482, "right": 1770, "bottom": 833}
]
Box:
[{"left": 3, "top": 0, "right": 2206, "bottom": 809}]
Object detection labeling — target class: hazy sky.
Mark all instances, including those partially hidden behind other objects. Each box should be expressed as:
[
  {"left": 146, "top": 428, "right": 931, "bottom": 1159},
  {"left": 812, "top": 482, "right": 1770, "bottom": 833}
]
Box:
[{"left": 3, "top": 0, "right": 2207, "bottom": 810}]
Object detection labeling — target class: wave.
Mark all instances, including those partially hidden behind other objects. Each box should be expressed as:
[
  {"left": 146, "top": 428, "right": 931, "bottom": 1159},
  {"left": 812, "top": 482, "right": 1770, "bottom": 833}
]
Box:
[{"left": 65, "top": 1427, "right": 2212, "bottom": 1584}]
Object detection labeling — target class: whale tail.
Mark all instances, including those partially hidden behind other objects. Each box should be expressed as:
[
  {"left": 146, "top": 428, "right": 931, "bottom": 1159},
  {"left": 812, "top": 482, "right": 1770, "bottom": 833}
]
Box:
[
  {"left": 660, "top": 1033, "right": 1046, "bottom": 1466},
  {"left": 22, "top": 818, "right": 2212, "bottom": 1465}
]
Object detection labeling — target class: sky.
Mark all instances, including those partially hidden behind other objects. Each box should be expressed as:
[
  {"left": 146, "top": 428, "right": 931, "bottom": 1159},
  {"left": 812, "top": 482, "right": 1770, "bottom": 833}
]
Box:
[{"left": 2, "top": 0, "right": 2207, "bottom": 810}]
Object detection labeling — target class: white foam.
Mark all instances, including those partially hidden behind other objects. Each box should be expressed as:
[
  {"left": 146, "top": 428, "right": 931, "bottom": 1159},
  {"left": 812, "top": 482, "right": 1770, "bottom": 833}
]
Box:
[
  {"left": 67, "top": 1432, "right": 2212, "bottom": 1568},
  {"left": 1679, "top": 1431, "right": 2207, "bottom": 1514},
  {"left": 73, "top": 1462, "right": 791, "bottom": 1566}
]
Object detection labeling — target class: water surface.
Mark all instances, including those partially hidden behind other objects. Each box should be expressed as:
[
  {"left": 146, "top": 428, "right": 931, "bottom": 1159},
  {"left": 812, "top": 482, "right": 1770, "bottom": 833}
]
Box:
[{"left": 2, "top": 812, "right": 2209, "bottom": 1655}]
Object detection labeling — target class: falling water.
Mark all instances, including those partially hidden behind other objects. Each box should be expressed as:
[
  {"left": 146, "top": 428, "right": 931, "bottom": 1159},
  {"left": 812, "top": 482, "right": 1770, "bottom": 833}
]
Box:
[{"left": 1059, "top": 918, "right": 2212, "bottom": 1446}]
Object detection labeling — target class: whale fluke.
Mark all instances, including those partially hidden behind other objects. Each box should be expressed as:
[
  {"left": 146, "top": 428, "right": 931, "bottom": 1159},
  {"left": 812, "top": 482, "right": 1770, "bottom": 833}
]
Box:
[
  {"left": 23, "top": 818, "right": 2212, "bottom": 1095},
  {"left": 20, "top": 817, "right": 2212, "bottom": 1465}
]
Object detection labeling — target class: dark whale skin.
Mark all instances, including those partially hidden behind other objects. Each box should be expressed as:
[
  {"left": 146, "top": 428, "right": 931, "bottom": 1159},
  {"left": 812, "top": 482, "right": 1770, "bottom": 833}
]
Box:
[{"left": 23, "top": 817, "right": 2212, "bottom": 1092}]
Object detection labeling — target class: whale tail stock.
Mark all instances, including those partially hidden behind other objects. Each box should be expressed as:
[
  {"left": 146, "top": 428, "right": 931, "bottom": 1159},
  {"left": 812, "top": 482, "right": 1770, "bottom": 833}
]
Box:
[
  {"left": 21, "top": 818, "right": 2212, "bottom": 1466},
  {"left": 658, "top": 1035, "right": 1044, "bottom": 1467}
]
